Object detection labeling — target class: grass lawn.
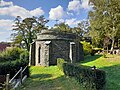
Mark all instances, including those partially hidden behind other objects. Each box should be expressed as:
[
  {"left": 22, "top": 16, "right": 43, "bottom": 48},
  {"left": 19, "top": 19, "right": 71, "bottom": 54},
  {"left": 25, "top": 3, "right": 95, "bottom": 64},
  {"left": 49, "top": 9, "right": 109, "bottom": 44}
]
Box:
[
  {"left": 81, "top": 54, "right": 120, "bottom": 90},
  {"left": 17, "top": 66, "right": 81, "bottom": 90},
  {"left": 17, "top": 54, "right": 120, "bottom": 90}
]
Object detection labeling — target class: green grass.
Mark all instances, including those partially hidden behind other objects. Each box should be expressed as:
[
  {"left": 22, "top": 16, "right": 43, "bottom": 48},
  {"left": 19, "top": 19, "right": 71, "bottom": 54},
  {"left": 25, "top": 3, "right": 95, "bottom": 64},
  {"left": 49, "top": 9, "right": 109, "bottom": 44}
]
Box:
[
  {"left": 17, "top": 54, "right": 120, "bottom": 90},
  {"left": 17, "top": 66, "right": 81, "bottom": 90},
  {"left": 81, "top": 54, "right": 120, "bottom": 90}
]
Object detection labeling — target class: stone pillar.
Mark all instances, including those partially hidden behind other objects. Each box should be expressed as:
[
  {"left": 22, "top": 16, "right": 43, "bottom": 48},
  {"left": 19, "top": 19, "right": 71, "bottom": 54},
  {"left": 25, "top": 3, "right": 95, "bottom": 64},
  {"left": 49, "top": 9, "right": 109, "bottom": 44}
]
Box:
[
  {"left": 29, "top": 43, "right": 32, "bottom": 66},
  {"left": 70, "top": 42, "right": 76, "bottom": 63},
  {"left": 29, "top": 42, "right": 35, "bottom": 66},
  {"left": 43, "top": 41, "right": 51, "bottom": 66}
]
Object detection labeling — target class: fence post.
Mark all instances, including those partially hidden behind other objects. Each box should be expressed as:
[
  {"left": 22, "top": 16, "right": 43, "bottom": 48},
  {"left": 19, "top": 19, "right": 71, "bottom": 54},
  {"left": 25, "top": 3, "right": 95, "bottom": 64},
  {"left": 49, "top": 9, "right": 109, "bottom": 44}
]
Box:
[
  {"left": 6, "top": 74, "right": 10, "bottom": 90},
  {"left": 20, "top": 67, "right": 23, "bottom": 84}
]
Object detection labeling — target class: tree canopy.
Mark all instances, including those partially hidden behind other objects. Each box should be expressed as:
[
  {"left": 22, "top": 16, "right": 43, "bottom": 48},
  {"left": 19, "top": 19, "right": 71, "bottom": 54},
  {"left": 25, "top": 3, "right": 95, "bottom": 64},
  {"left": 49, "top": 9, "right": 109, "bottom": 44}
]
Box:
[
  {"left": 89, "top": 0, "right": 120, "bottom": 49},
  {"left": 11, "top": 15, "right": 49, "bottom": 51}
]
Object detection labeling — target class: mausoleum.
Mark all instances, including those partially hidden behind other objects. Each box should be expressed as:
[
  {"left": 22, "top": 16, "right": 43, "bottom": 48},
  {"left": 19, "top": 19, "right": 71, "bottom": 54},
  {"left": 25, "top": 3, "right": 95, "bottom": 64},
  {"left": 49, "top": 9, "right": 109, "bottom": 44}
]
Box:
[{"left": 29, "top": 30, "right": 84, "bottom": 66}]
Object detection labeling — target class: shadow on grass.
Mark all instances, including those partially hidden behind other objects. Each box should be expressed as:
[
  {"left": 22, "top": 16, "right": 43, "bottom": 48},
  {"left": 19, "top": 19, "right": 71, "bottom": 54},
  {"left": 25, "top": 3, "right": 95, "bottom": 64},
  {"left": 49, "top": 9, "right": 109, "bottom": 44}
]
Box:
[
  {"left": 30, "top": 74, "right": 52, "bottom": 79},
  {"left": 81, "top": 54, "right": 103, "bottom": 63},
  {"left": 17, "top": 74, "right": 81, "bottom": 90},
  {"left": 101, "top": 64, "right": 120, "bottom": 90}
]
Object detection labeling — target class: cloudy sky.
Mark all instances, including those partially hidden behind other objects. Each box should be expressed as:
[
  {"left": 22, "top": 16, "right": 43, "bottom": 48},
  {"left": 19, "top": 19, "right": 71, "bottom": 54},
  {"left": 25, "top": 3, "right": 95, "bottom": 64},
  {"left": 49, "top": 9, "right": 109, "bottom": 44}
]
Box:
[{"left": 0, "top": 0, "right": 91, "bottom": 42}]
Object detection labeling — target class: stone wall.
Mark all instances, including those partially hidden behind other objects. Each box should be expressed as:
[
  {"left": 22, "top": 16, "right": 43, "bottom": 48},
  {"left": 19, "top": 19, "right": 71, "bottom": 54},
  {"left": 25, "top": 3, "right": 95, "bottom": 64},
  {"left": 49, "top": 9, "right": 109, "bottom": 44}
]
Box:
[{"left": 49, "top": 40, "right": 70, "bottom": 65}]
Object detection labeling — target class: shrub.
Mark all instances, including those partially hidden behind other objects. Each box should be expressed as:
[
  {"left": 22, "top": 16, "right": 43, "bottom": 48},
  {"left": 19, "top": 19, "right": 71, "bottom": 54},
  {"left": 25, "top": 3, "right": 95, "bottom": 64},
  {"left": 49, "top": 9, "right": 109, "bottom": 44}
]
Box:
[
  {"left": 20, "top": 50, "right": 29, "bottom": 61},
  {"left": 0, "top": 47, "right": 24, "bottom": 62},
  {"left": 57, "top": 58, "right": 66, "bottom": 71},
  {"left": 57, "top": 59, "right": 106, "bottom": 90},
  {"left": 0, "top": 59, "right": 29, "bottom": 78},
  {"left": 81, "top": 41, "right": 92, "bottom": 56}
]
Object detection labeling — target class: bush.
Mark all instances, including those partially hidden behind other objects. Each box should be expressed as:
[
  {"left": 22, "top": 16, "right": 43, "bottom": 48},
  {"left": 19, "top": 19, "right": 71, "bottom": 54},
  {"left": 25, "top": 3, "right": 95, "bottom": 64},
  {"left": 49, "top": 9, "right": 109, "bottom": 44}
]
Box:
[
  {"left": 0, "top": 59, "right": 29, "bottom": 78},
  {"left": 57, "top": 59, "right": 106, "bottom": 90},
  {"left": 20, "top": 50, "right": 29, "bottom": 61},
  {"left": 57, "top": 58, "right": 66, "bottom": 71},
  {"left": 0, "top": 47, "right": 24, "bottom": 62},
  {"left": 81, "top": 41, "right": 92, "bottom": 56}
]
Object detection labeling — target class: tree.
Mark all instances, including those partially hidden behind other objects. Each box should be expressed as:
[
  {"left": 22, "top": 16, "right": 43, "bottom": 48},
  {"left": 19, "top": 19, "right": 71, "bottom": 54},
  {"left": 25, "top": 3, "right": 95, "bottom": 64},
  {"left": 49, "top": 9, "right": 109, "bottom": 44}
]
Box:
[
  {"left": 89, "top": 0, "right": 120, "bottom": 50},
  {"left": 77, "top": 20, "right": 90, "bottom": 37},
  {"left": 53, "top": 23, "right": 72, "bottom": 33},
  {"left": 12, "top": 15, "right": 49, "bottom": 51}
]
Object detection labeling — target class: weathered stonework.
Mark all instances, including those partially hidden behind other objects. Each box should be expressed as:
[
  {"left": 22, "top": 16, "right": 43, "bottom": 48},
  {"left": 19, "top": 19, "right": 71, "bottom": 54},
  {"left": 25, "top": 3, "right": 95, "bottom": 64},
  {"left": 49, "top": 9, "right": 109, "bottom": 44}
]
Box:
[{"left": 29, "top": 30, "right": 84, "bottom": 66}]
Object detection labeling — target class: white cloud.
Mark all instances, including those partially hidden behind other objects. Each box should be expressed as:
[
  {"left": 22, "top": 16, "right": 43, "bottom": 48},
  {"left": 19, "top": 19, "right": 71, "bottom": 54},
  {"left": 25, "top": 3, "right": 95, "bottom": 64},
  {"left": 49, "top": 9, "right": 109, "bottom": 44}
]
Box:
[
  {"left": 0, "top": 1, "right": 44, "bottom": 19},
  {"left": 49, "top": 5, "right": 65, "bottom": 20},
  {"left": 0, "top": 32, "right": 6, "bottom": 35},
  {"left": 30, "top": 7, "right": 44, "bottom": 16},
  {"left": 0, "top": 19, "right": 13, "bottom": 41},
  {"left": 58, "top": 19, "right": 65, "bottom": 23},
  {"left": 67, "top": 12, "right": 74, "bottom": 16},
  {"left": 67, "top": 0, "right": 91, "bottom": 13},
  {"left": 0, "top": 0, "right": 13, "bottom": 7},
  {"left": 81, "top": 0, "right": 91, "bottom": 10},
  {"left": 68, "top": 0, "right": 81, "bottom": 12},
  {"left": 65, "top": 18, "right": 81, "bottom": 26},
  {"left": 0, "top": 19, "right": 13, "bottom": 30}
]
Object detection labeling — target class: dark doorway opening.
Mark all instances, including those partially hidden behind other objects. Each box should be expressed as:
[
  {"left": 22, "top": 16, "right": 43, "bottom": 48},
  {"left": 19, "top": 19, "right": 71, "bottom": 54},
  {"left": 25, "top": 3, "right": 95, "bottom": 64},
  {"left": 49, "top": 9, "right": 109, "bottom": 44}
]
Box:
[{"left": 38, "top": 47, "right": 41, "bottom": 63}]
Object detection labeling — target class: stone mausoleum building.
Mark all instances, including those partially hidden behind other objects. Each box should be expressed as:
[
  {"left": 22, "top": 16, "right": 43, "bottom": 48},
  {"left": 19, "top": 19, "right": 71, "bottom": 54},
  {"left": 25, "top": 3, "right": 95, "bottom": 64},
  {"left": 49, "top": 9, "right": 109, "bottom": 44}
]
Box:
[{"left": 29, "top": 30, "right": 84, "bottom": 66}]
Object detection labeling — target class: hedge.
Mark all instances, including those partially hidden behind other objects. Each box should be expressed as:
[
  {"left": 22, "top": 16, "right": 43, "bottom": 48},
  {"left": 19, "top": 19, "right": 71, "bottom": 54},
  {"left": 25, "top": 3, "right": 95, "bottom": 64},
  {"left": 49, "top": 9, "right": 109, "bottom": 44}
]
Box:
[
  {"left": 81, "top": 41, "right": 92, "bottom": 56},
  {"left": 0, "top": 59, "right": 29, "bottom": 78},
  {"left": 57, "top": 58, "right": 106, "bottom": 90},
  {"left": 0, "top": 47, "right": 24, "bottom": 62},
  {"left": 57, "top": 58, "right": 66, "bottom": 71}
]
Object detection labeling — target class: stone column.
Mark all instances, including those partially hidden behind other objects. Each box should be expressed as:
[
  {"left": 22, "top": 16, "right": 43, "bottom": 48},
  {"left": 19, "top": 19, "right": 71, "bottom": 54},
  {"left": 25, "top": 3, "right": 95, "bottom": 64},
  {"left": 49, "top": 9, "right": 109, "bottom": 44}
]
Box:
[
  {"left": 29, "top": 43, "right": 32, "bottom": 66},
  {"left": 69, "top": 42, "right": 76, "bottom": 63},
  {"left": 35, "top": 41, "right": 41, "bottom": 66},
  {"left": 29, "top": 42, "right": 35, "bottom": 66},
  {"left": 43, "top": 41, "right": 51, "bottom": 66}
]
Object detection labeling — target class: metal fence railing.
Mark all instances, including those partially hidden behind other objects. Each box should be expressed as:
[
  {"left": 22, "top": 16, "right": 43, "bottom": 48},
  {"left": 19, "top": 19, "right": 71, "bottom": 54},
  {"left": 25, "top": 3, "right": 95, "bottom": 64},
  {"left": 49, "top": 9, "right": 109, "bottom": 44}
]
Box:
[{"left": 4, "top": 66, "right": 28, "bottom": 90}]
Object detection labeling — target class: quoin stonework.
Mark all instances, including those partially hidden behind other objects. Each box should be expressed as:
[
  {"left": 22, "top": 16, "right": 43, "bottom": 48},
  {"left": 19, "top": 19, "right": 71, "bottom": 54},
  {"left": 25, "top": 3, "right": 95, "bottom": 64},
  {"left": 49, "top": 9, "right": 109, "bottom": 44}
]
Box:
[{"left": 29, "top": 30, "right": 84, "bottom": 66}]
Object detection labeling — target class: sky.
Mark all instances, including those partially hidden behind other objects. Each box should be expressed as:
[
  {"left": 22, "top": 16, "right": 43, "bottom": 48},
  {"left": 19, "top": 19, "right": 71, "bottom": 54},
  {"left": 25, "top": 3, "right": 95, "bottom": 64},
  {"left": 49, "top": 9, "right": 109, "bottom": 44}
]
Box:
[{"left": 0, "top": 0, "right": 91, "bottom": 42}]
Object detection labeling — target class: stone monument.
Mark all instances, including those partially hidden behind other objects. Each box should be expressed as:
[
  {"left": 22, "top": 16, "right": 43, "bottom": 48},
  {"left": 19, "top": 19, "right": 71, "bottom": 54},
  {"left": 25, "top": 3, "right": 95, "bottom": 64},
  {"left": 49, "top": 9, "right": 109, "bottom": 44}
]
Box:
[{"left": 29, "top": 30, "right": 84, "bottom": 66}]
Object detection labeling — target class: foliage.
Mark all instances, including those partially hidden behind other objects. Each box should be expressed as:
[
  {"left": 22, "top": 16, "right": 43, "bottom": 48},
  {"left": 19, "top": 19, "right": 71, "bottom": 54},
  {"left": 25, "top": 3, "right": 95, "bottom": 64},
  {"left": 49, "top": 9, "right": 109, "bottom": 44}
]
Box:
[
  {"left": 0, "top": 47, "right": 29, "bottom": 78},
  {"left": 12, "top": 15, "right": 49, "bottom": 51},
  {"left": 20, "top": 50, "right": 29, "bottom": 61},
  {"left": 77, "top": 20, "right": 90, "bottom": 37},
  {"left": 57, "top": 58, "right": 66, "bottom": 71},
  {"left": 89, "top": 0, "right": 120, "bottom": 49},
  {"left": 81, "top": 41, "right": 92, "bottom": 56},
  {"left": 57, "top": 58, "right": 106, "bottom": 90},
  {"left": 0, "top": 59, "right": 29, "bottom": 78},
  {"left": 52, "top": 20, "right": 90, "bottom": 37},
  {"left": 0, "top": 47, "right": 24, "bottom": 62},
  {"left": 53, "top": 23, "right": 72, "bottom": 33}
]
